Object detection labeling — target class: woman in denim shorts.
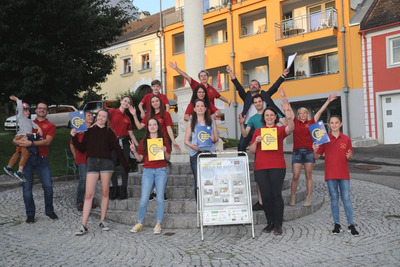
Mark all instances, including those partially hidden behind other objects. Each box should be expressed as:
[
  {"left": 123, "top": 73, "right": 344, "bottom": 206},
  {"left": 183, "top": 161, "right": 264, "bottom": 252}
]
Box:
[
  {"left": 290, "top": 94, "right": 337, "bottom": 207},
  {"left": 71, "top": 109, "right": 129, "bottom": 235},
  {"left": 129, "top": 118, "right": 171, "bottom": 234}
]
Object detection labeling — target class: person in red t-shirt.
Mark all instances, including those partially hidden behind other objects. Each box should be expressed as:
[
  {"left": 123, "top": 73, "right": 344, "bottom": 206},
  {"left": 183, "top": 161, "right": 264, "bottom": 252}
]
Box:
[
  {"left": 129, "top": 118, "right": 171, "bottom": 234},
  {"left": 249, "top": 95, "right": 294, "bottom": 236},
  {"left": 184, "top": 84, "right": 221, "bottom": 121},
  {"left": 290, "top": 93, "right": 337, "bottom": 207},
  {"left": 169, "top": 61, "right": 231, "bottom": 106},
  {"left": 109, "top": 96, "right": 139, "bottom": 201},
  {"left": 132, "top": 94, "right": 181, "bottom": 152},
  {"left": 313, "top": 115, "right": 359, "bottom": 236},
  {"left": 70, "top": 110, "right": 96, "bottom": 211},
  {"left": 138, "top": 79, "right": 170, "bottom": 119},
  {"left": 15, "top": 102, "right": 58, "bottom": 223}
]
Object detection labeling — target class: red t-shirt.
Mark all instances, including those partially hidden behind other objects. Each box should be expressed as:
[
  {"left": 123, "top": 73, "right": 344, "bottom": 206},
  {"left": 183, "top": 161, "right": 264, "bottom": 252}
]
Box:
[
  {"left": 140, "top": 93, "right": 170, "bottom": 112},
  {"left": 138, "top": 137, "right": 171, "bottom": 168},
  {"left": 317, "top": 132, "right": 353, "bottom": 181},
  {"left": 143, "top": 112, "right": 173, "bottom": 139},
  {"left": 185, "top": 102, "right": 219, "bottom": 116},
  {"left": 109, "top": 108, "right": 132, "bottom": 137},
  {"left": 293, "top": 117, "right": 315, "bottom": 152},
  {"left": 251, "top": 125, "right": 288, "bottom": 170},
  {"left": 33, "top": 118, "right": 56, "bottom": 157},
  {"left": 70, "top": 133, "right": 87, "bottom": 164},
  {"left": 190, "top": 79, "right": 221, "bottom": 106}
]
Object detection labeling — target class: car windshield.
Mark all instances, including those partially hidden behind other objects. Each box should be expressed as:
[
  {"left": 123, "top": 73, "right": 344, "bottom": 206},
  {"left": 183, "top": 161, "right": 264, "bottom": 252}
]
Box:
[{"left": 85, "top": 102, "right": 102, "bottom": 110}]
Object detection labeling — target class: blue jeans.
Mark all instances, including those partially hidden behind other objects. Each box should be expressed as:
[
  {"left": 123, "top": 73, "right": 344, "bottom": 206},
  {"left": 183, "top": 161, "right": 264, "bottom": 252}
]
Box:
[
  {"left": 23, "top": 156, "right": 54, "bottom": 216},
  {"left": 327, "top": 179, "right": 354, "bottom": 225},
  {"left": 138, "top": 167, "right": 167, "bottom": 223},
  {"left": 76, "top": 163, "right": 87, "bottom": 206}
]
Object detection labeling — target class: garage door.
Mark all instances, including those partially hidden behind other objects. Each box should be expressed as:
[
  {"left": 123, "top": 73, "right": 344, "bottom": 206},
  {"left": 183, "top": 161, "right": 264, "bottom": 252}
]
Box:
[{"left": 382, "top": 93, "right": 400, "bottom": 144}]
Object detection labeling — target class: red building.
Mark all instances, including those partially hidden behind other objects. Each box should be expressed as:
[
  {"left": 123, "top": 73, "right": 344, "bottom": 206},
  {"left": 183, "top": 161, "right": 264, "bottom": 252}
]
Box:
[{"left": 360, "top": 0, "right": 400, "bottom": 144}]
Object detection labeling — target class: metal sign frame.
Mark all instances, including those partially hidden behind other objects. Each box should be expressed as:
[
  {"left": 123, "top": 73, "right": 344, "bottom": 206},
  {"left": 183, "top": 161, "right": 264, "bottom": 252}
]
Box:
[{"left": 196, "top": 151, "right": 255, "bottom": 241}]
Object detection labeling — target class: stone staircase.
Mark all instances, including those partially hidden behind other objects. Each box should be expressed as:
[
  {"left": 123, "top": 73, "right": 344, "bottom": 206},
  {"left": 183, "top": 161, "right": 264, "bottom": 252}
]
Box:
[{"left": 93, "top": 162, "right": 325, "bottom": 228}]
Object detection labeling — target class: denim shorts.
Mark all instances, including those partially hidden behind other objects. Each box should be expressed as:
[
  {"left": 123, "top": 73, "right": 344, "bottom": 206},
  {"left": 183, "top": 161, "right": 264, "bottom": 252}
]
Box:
[
  {"left": 87, "top": 157, "right": 114, "bottom": 174},
  {"left": 292, "top": 148, "right": 315, "bottom": 164}
]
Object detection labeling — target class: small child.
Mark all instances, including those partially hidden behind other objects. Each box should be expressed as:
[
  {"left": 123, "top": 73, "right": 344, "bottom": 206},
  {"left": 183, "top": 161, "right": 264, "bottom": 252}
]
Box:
[
  {"left": 313, "top": 115, "right": 359, "bottom": 236},
  {"left": 3, "top": 96, "right": 42, "bottom": 182}
]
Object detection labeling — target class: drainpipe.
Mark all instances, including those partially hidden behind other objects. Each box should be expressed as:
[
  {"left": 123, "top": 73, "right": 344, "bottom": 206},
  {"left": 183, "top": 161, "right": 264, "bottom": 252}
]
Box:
[
  {"left": 340, "top": 0, "right": 351, "bottom": 137},
  {"left": 362, "top": 31, "right": 372, "bottom": 138},
  {"left": 228, "top": 1, "right": 238, "bottom": 139}
]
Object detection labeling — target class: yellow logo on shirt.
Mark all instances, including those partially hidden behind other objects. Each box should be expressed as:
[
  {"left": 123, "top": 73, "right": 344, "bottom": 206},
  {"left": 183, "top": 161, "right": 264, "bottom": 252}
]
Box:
[{"left": 198, "top": 131, "right": 211, "bottom": 143}]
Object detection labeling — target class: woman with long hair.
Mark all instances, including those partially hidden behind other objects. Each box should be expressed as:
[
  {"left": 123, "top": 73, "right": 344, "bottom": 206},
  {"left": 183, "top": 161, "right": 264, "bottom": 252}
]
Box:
[
  {"left": 249, "top": 95, "right": 294, "bottom": 235},
  {"left": 109, "top": 95, "right": 139, "bottom": 200},
  {"left": 72, "top": 109, "right": 129, "bottom": 235},
  {"left": 132, "top": 94, "right": 181, "bottom": 152},
  {"left": 129, "top": 118, "right": 171, "bottom": 234},
  {"left": 184, "top": 99, "right": 219, "bottom": 200},
  {"left": 184, "top": 84, "right": 222, "bottom": 121}
]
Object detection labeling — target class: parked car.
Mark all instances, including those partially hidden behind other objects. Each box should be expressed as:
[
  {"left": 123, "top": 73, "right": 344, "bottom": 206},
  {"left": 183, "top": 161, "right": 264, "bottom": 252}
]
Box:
[
  {"left": 83, "top": 100, "right": 116, "bottom": 118},
  {"left": 4, "top": 105, "right": 77, "bottom": 131}
]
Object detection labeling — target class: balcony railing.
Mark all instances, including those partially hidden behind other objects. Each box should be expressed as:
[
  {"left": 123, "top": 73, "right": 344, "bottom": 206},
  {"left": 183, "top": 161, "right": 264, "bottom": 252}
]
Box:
[{"left": 274, "top": 8, "right": 338, "bottom": 41}]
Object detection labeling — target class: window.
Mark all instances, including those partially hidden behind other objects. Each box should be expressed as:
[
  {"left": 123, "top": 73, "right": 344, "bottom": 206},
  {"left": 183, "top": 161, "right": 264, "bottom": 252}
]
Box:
[
  {"left": 204, "top": 20, "right": 228, "bottom": 46},
  {"left": 173, "top": 33, "right": 184, "bottom": 54},
  {"left": 309, "top": 1, "right": 336, "bottom": 31},
  {"left": 141, "top": 53, "right": 150, "bottom": 70},
  {"left": 121, "top": 56, "right": 132, "bottom": 75},
  {"left": 240, "top": 8, "right": 267, "bottom": 37},
  {"left": 241, "top": 57, "right": 269, "bottom": 87},
  {"left": 206, "top": 66, "right": 230, "bottom": 91},
  {"left": 387, "top": 35, "right": 400, "bottom": 68},
  {"left": 174, "top": 75, "right": 185, "bottom": 89},
  {"left": 309, "top": 52, "right": 338, "bottom": 76}
]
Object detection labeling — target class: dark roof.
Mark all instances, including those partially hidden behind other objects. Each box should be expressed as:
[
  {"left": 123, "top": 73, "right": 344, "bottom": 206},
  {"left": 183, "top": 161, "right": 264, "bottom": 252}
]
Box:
[
  {"left": 360, "top": 0, "right": 400, "bottom": 30},
  {"left": 111, "top": 7, "right": 175, "bottom": 46}
]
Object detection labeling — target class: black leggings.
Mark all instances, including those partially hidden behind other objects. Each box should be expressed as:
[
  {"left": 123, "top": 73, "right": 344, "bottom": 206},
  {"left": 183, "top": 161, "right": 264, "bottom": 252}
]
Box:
[
  {"left": 255, "top": 168, "right": 286, "bottom": 226},
  {"left": 111, "top": 138, "right": 131, "bottom": 187}
]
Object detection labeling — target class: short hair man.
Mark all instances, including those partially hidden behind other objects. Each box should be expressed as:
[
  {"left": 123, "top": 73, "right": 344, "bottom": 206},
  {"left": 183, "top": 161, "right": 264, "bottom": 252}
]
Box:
[
  {"left": 138, "top": 79, "right": 170, "bottom": 119},
  {"left": 15, "top": 102, "right": 58, "bottom": 223}
]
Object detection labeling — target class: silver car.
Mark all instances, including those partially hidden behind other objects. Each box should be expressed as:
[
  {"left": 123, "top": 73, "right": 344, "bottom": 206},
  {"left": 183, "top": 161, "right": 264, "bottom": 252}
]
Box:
[{"left": 4, "top": 105, "right": 77, "bottom": 130}]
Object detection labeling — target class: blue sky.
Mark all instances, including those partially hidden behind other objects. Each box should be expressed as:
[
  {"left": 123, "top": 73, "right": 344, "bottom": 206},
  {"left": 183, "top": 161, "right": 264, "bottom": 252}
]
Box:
[{"left": 133, "top": 0, "right": 175, "bottom": 15}]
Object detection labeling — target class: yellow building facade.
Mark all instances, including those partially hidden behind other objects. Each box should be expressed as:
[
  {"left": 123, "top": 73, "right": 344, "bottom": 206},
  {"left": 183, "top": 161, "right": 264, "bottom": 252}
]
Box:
[{"left": 164, "top": 0, "right": 365, "bottom": 139}]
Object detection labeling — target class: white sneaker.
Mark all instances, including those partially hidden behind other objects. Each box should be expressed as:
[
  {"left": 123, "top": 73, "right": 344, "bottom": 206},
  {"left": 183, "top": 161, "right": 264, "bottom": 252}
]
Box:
[
  {"left": 130, "top": 223, "right": 143, "bottom": 233},
  {"left": 153, "top": 224, "right": 162, "bottom": 234},
  {"left": 99, "top": 221, "right": 110, "bottom": 231},
  {"left": 75, "top": 225, "right": 88, "bottom": 236}
]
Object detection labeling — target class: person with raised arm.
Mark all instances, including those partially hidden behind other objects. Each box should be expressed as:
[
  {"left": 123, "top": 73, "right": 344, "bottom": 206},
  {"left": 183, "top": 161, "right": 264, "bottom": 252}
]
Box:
[{"left": 184, "top": 84, "right": 221, "bottom": 121}]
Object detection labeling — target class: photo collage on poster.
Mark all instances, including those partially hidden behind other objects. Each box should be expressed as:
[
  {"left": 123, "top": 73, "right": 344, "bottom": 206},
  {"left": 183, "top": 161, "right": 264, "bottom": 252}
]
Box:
[{"left": 200, "top": 158, "right": 248, "bottom": 207}]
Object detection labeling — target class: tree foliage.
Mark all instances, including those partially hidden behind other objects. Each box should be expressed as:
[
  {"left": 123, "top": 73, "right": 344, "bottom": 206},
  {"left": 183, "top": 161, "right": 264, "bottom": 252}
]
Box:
[{"left": 0, "top": 0, "right": 133, "bottom": 106}]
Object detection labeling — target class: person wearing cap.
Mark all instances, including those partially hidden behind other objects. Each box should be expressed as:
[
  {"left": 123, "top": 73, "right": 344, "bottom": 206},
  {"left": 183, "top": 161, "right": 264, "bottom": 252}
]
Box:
[
  {"left": 3, "top": 96, "right": 42, "bottom": 182},
  {"left": 169, "top": 61, "right": 231, "bottom": 106}
]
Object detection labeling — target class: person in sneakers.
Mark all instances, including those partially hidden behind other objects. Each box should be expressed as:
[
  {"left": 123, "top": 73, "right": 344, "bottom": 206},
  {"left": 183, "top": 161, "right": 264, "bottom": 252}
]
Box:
[
  {"left": 4, "top": 96, "right": 42, "bottom": 182},
  {"left": 14, "top": 102, "right": 57, "bottom": 223},
  {"left": 313, "top": 115, "right": 359, "bottom": 237},
  {"left": 109, "top": 96, "right": 139, "bottom": 201},
  {"left": 249, "top": 95, "right": 294, "bottom": 236},
  {"left": 290, "top": 94, "right": 337, "bottom": 207},
  {"left": 138, "top": 79, "right": 170, "bottom": 119},
  {"left": 129, "top": 118, "right": 171, "bottom": 234},
  {"left": 69, "top": 110, "right": 96, "bottom": 211},
  {"left": 72, "top": 109, "right": 129, "bottom": 235}
]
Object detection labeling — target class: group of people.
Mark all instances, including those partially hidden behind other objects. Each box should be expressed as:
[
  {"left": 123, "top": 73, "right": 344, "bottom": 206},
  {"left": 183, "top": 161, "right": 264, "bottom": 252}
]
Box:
[{"left": 5, "top": 63, "right": 359, "bottom": 237}]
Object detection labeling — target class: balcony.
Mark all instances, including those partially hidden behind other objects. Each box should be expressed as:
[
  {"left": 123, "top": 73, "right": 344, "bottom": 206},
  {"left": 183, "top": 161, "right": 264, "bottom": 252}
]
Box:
[{"left": 274, "top": 8, "right": 338, "bottom": 42}]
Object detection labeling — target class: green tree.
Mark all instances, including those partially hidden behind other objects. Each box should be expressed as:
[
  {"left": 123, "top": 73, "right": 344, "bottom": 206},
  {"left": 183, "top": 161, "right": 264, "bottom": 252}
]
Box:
[{"left": 0, "top": 0, "right": 134, "bottom": 106}]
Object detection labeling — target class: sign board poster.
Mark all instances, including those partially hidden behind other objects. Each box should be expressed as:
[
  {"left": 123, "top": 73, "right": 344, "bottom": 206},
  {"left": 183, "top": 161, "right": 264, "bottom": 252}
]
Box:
[
  {"left": 147, "top": 138, "right": 164, "bottom": 161},
  {"left": 261, "top": 128, "right": 278, "bottom": 150},
  {"left": 198, "top": 156, "right": 252, "bottom": 226},
  {"left": 309, "top": 120, "right": 330, "bottom": 145},
  {"left": 69, "top": 111, "right": 87, "bottom": 133}
]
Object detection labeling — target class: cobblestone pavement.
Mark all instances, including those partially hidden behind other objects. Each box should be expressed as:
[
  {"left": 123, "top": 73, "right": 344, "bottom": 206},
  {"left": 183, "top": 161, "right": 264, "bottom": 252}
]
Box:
[{"left": 1, "top": 175, "right": 399, "bottom": 266}]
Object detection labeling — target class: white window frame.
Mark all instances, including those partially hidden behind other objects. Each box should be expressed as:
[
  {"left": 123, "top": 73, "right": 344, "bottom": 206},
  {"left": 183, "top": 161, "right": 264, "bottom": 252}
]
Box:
[
  {"left": 120, "top": 55, "right": 133, "bottom": 76},
  {"left": 386, "top": 34, "right": 400, "bottom": 69},
  {"left": 138, "top": 51, "right": 151, "bottom": 73}
]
